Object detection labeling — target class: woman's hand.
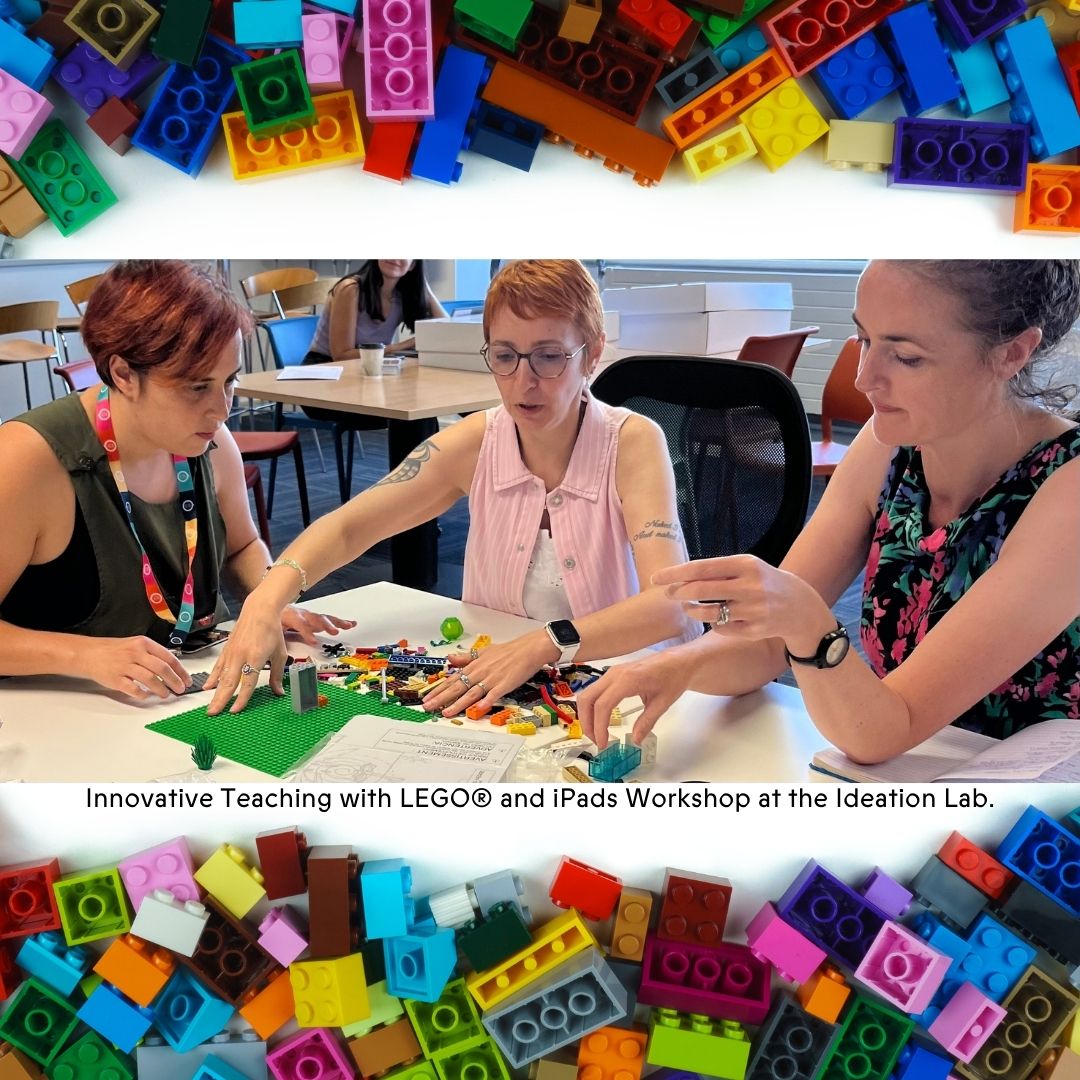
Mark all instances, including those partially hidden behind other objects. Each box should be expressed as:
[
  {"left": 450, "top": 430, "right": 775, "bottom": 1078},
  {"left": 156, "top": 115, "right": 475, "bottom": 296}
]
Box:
[
  {"left": 204, "top": 598, "right": 289, "bottom": 715},
  {"left": 281, "top": 606, "right": 356, "bottom": 646},
  {"left": 76, "top": 636, "right": 191, "bottom": 700},
  {"left": 420, "top": 631, "right": 557, "bottom": 718}
]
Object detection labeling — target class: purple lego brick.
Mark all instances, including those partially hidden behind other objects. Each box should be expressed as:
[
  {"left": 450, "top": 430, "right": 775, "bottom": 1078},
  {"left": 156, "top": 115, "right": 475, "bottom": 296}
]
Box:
[
  {"left": 854, "top": 921, "right": 951, "bottom": 1014},
  {"left": 267, "top": 1028, "right": 354, "bottom": 1080},
  {"left": 928, "top": 982, "right": 1006, "bottom": 1062},
  {"left": 51, "top": 40, "right": 162, "bottom": 113},
  {"left": 119, "top": 837, "right": 201, "bottom": 911},
  {"left": 745, "top": 901, "right": 826, "bottom": 984},
  {"left": 861, "top": 868, "right": 913, "bottom": 920},
  {"left": 363, "top": 0, "right": 434, "bottom": 120},
  {"left": 638, "top": 934, "right": 772, "bottom": 1025},
  {"left": 935, "top": 0, "right": 1026, "bottom": 48},
  {"left": 0, "top": 67, "right": 51, "bottom": 156},
  {"left": 258, "top": 906, "right": 308, "bottom": 968},
  {"left": 890, "top": 117, "right": 1028, "bottom": 191}
]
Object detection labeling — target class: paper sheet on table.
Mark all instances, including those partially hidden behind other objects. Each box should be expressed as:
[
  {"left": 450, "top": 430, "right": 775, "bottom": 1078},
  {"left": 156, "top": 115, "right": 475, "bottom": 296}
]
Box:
[
  {"left": 937, "top": 720, "right": 1080, "bottom": 780},
  {"left": 287, "top": 715, "right": 525, "bottom": 781},
  {"left": 276, "top": 366, "right": 343, "bottom": 380}
]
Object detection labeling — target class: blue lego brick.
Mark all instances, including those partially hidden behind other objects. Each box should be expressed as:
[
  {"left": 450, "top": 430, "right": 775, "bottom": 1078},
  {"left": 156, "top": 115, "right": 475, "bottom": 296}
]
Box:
[
  {"left": 137, "top": 1032, "right": 268, "bottom": 1079},
  {"left": 231, "top": 0, "right": 302, "bottom": 48},
  {"left": 812, "top": 31, "right": 902, "bottom": 120},
  {"left": 880, "top": 3, "right": 960, "bottom": 116},
  {"left": 656, "top": 49, "right": 726, "bottom": 111},
  {"left": 412, "top": 44, "right": 488, "bottom": 185},
  {"left": 935, "top": 0, "right": 1025, "bottom": 47},
  {"left": 995, "top": 18, "right": 1080, "bottom": 159},
  {"left": 77, "top": 983, "right": 153, "bottom": 1054},
  {"left": 997, "top": 806, "right": 1080, "bottom": 917},
  {"left": 152, "top": 967, "right": 234, "bottom": 1053},
  {"left": 468, "top": 101, "right": 542, "bottom": 171},
  {"left": 303, "top": 0, "right": 355, "bottom": 13},
  {"left": 481, "top": 947, "right": 628, "bottom": 1068},
  {"left": 714, "top": 24, "right": 769, "bottom": 74},
  {"left": 3, "top": 0, "right": 42, "bottom": 26},
  {"left": 15, "top": 931, "right": 90, "bottom": 996},
  {"left": 948, "top": 36, "right": 1009, "bottom": 116},
  {"left": 131, "top": 33, "right": 248, "bottom": 176},
  {"left": 362, "top": 859, "right": 415, "bottom": 939},
  {"left": 890, "top": 117, "right": 1028, "bottom": 191},
  {"left": 746, "top": 991, "right": 837, "bottom": 1080},
  {"left": 892, "top": 1043, "right": 952, "bottom": 1080},
  {"left": 588, "top": 740, "right": 641, "bottom": 782},
  {"left": 0, "top": 16, "right": 55, "bottom": 90},
  {"left": 384, "top": 919, "right": 458, "bottom": 1003},
  {"left": 52, "top": 41, "right": 163, "bottom": 114},
  {"left": 193, "top": 1055, "right": 253, "bottom": 1080}
]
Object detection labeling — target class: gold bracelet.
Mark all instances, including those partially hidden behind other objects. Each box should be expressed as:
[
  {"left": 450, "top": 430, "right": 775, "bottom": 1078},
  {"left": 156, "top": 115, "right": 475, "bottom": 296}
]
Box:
[{"left": 265, "top": 557, "right": 308, "bottom": 597}]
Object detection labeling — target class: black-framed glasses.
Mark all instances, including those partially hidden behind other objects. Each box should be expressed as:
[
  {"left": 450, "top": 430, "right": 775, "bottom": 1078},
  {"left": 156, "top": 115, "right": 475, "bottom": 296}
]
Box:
[{"left": 480, "top": 341, "right": 588, "bottom": 379}]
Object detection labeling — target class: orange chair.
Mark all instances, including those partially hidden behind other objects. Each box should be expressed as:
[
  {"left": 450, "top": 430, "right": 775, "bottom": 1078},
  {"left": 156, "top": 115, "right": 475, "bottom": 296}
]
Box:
[
  {"left": 232, "top": 430, "right": 311, "bottom": 530},
  {"left": 737, "top": 326, "right": 820, "bottom": 379},
  {"left": 812, "top": 336, "right": 872, "bottom": 482},
  {"left": 53, "top": 358, "right": 98, "bottom": 393}
]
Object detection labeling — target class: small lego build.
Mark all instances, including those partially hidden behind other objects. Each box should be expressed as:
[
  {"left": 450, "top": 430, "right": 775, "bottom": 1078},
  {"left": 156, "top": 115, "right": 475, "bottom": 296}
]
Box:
[
  {"left": 290, "top": 661, "right": 318, "bottom": 714},
  {"left": 191, "top": 734, "right": 217, "bottom": 770}
]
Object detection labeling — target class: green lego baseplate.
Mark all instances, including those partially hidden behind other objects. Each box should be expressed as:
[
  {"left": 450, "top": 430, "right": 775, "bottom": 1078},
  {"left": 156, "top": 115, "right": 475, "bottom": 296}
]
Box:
[{"left": 145, "top": 681, "right": 428, "bottom": 778}]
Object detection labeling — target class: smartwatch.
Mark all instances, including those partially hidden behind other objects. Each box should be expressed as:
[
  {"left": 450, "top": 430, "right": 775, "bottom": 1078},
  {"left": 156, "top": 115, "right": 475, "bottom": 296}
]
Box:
[
  {"left": 785, "top": 623, "right": 850, "bottom": 669},
  {"left": 545, "top": 620, "right": 582, "bottom": 666}
]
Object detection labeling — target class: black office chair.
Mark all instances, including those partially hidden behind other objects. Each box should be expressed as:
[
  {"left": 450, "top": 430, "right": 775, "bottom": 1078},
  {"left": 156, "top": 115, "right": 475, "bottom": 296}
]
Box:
[{"left": 592, "top": 355, "right": 811, "bottom": 566}]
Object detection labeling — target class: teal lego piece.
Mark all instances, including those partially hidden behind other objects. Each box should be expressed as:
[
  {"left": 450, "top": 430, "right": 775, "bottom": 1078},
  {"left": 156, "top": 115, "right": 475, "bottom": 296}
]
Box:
[
  {"left": 146, "top": 682, "right": 427, "bottom": 777},
  {"left": 362, "top": 859, "right": 415, "bottom": 939},
  {"left": 815, "top": 992, "right": 914, "bottom": 1080},
  {"left": 0, "top": 976, "right": 80, "bottom": 1066},
  {"left": 384, "top": 919, "right": 458, "bottom": 1003},
  {"left": 8, "top": 118, "right": 116, "bottom": 235},
  {"left": 77, "top": 982, "right": 153, "bottom": 1054},
  {"left": 152, "top": 967, "right": 234, "bottom": 1053},
  {"left": 404, "top": 978, "right": 484, "bottom": 1058},
  {"left": 232, "top": 50, "right": 314, "bottom": 137},
  {"left": 453, "top": 0, "right": 532, "bottom": 51},
  {"left": 231, "top": 0, "right": 302, "bottom": 49},
  {"left": 14, "top": 931, "right": 90, "bottom": 996},
  {"left": 686, "top": 0, "right": 775, "bottom": 48},
  {"left": 52, "top": 867, "right": 130, "bottom": 946},
  {"left": 192, "top": 1054, "right": 251, "bottom": 1080},
  {"left": 949, "top": 36, "right": 1008, "bottom": 116},
  {"left": 46, "top": 1029, "right": 135, "bottom": 1080}
]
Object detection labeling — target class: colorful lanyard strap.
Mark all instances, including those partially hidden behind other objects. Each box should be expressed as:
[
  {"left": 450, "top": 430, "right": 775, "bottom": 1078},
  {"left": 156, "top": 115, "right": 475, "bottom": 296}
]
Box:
[{"left": 93, "top": 385, "right": 198, "bottom": 647}]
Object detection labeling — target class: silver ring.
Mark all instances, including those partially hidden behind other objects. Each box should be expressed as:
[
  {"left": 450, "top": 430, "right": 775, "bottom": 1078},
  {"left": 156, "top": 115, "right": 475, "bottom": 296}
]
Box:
[
  {"left": 458, "top": 672, "right": 472, "bottom": 689},
  {"left": 469, "top": 648, "right": 480, "bottom": 660},
  {"left": 241, "top": 664, "right": 257, "bottom": 677},
  {"left": 713, "top": 600, "right": 731, "bottom": 628}
]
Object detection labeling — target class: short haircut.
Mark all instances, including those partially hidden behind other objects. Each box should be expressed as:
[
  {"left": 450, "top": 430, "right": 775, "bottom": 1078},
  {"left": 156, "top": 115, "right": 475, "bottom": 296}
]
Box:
[{"left": 484, "top": 260, "right": 604, "bottom": 347}]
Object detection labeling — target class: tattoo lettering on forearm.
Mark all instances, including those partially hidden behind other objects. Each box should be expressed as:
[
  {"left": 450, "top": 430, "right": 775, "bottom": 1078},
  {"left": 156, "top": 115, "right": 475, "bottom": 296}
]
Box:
[
  {"left": 631, "top": 518, "right": 682, "bottom": 543},
  {"left": 374, "top": 439, "right": 440, "bottom": 486}
]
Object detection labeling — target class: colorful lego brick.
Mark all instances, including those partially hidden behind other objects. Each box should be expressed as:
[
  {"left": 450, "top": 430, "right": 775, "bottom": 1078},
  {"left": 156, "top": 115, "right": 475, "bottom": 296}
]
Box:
[
  {"left": 255, "top": 827, "right": 308, "bottom": 902},
  {"left": 302, "top": 12, "right": 343, "bottom": 92},
  {"left": 957, "top": 913, "right": 1037, "bottom": 1002},
  {"left": 892, "top": 1043, "right": 953, "bottom": 1080},
  {"left": 998, "top": 807, "right": 1080, "bottom": 917},
  {"left": 384, "top": 1061, "right": 439, "bottom": 1080},
  {"left": 1015, "top": 164, "right": 1080, "bottom": 233},
  {"left": 411, "top": 44, "right": 486, "bottom": 185},
  {"left": 362, "top": 0, "right": 433, "bottom": 120},
  {"left": 549, "top": 857, "right": 621, "bottom": 923},
  {"left": 384, "top": 919, "right": 457, "bottom": 1003},
  {"left": 92, "top": 934, "right": 173, "bottom": 1008},
  {"left": 14, "top": 931, "right": 88, "bottom": 997},
  {"left": 812, "top": 32, "right": 902, "bottom": 120},
  {"left": 577, "top": 1025, "right": 648, "bottom": 1080},
  {"left": 0, "top": 977, "right": 79, "bottom": 1066},
  {"left": 683, "top": 122, "right": 756, "bottom": 179},
  {"left": 609, "top": 888, "right": 653, "bottom": 963},
  {"left": 936, "top": 0, "right": 1026, "bottom": 48},
  {"left": 646, "top": 1008, "right": 750, "bottom": 1078},
  {"left": 131, "top": 33, "right": 248, "bottom": 176},
  {"left": 854, "top": 921, "right": 950, "bottom": 1014},
  {"left": 468, "top": 101, "right": 541, "bottom": 170},
  {"left": 928, "top": 982, "right": 1006, "bottom": 1062},
  {"left": 910, "top": 856, "right": 987, "bottom": 931},
  {"left": 559, "top": 0, "right": 601, "bottom": 44},
  {"left": 532, "top": 1062, "right": 578, "bottom": 1080},
  {"left": 258, "top": 906, "right": 307, "bottom": 968},
  {"left": 152, "top": 0, "right": 212, "bottom": 65},
  {"left": 179, "top": 896, "right": 275, "bottom": 1006},
  {"left": 267, "top": 1028, "right": 354, "bottom": 1080},
  {"left": 118, "top": 836, "right": 200, "bottom": 912},
  {"left": 82, "top": 95, "right": 135, "bottom": 155},
  {"left": 1029, "top": 3, "right": 1080, "bottom": 49},
  {"left": 746, "top": 992, "right": 837, "bottom": 1080},
  {"left": 51, "top": 41, "right": 162, "bottom": 113},
  {"left": 1063, "top": 42, "right": 1080, "bottom": 104},
  {"left": 193, "top": 844, "right": 266, "bottom": 920},
  {"left": 239, "top": 967, "right": 294, "bottom": 1040},
  {"left": 76, "top": 982, "right": 153, "bottom": 1053},
  {"left": 995, "top": 18, "right": 1080, "bottom": 158},
  {"left": 51, "top": 866, "right": 129, "bottom": 946},
  {"left": 0, "top": 937, "right": 23, "bottom": 1000},
  {"left": 614, "top": 0, "right": 695, "bottom": 56},
  {"left": 466, "top": 909, "right": 596, "bottom": 1010},
  {"left": 657, "top": 49, "right": 726, "bottom": 112},
  {"left": 405, "top": 977, "right": 484, "bottom": 1057},
  {"left": 796, "top": 965, "right": 851, "bottom": 1025},
  {"left": 454, "top": 0, "right": 531, "bottom": 51},
  {"left": 45, "top": 1030, "right": 133, "bottom": 1080},
  {"left": 0, "top": 1043, "right": 42, "bottom": 1079},
  {"left": 348, "top": 1017, "right": 422, "bottom": 1077},
  {"left": 714, "top": 23, "right": 770, "bottom": 71},
  {"left": 687, "top": 0, "right": 775, "bottom": 48},
  {"left": 63, "top": 0, "right": 158, "bottom": 69},
  {"left": 427, "top": 883, "right": 479, "bottom": 930},
  {"left": 232, "top": 50, "right": 314, "bottom": 137},
  {"left": 362, "top": 858, "right": 415, "bottom": 939},
  {"left": 816, "top": 993, "right": 913, "bottom": 1080},
  {"left": 856, "top": 870, "right": 911, "bottom": 922},
  {"left": 589, "top": 740, "right": 641, "bottom": 782},
  {"left": 0, "top": 18, "right": 55, "bottom": 89},
  {"left": 880, "top": 3, "right": 961, "bottom": 115},
  {"left": 638, "top": 936, "right": 771, "bottom": 1025},
  {"left": 232, "top": 0, "right": 302, "bottom": 48},
  {"left": 950, "top": 37, "right": 1009, "bottom": 117},
  {"left": 431, "top": 1032, "right": 509, "bottom": 1080},
  {"left": 0, "top": 69, "right": 50, "bottom": 157},
  {"left": 825, "top": 118, "right": 895, "bottom": 171},
  {"left": 904, "top": 114, "right": 1035, "bottom": 191},
  {"left": 129, "top": 889, "right": 209, "bottom": 957},
  {"left": 739, "top": 77, "right": 827, "bottom": 170},
  {"left": 192, "top": 1056, "right": 251, "bottom": 1080},
  {"left": 342, "top": 979, "right": 404, "bottom": 1038},
  {"left": 306, "top": 846, "right": 360, "bottom": 959},
  {"left": 745, "top": 901, "right": 825, "bottom": 984},
  {"left": 458, "top": 902, "right": 531, "bottom": 972},
  {"left": 290, "top": 953, "right": 369, "bottom": 1028},
  {"left": 655, "top": 870, "right": 730, "bottom": 948},
  {"left": 152, "top": 966, "right": 234, "bottom": 1053}
]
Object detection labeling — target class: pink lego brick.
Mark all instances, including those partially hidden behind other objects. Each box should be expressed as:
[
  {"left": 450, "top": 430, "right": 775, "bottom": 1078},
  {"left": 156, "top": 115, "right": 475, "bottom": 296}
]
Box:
[
  {"left": 855, "top": 921, "right": 951, "bottom": 1014},
  {"left": 928, "top": 981, "right": 1006, "bottom": 1062},
  {"left": 268, "top": 1027, "right": 355, "bottom": 1080},
  {"left": 303, "top": 12, "right": 344, "bottom": 90},
  {"left": 0, "top": 69, "right": 52, "bottom": 158},
  {"left": 363, "top": 0, "right": 435, "bottom": 121},
  {"left": 118, "top": 837, "right": 201, "bottom": 911},
  {"left": 745, "top": 901, "right": 826, "bottom": 984},
  {"left": 258, "top": 906, "right": 309, "bottom": 968}
]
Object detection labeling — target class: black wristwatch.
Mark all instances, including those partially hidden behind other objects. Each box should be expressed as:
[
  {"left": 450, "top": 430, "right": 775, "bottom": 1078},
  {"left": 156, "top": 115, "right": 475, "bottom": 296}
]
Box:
[
  {"left": 545, "top": 620, "right": 581, "bottom": 666},
  {"left": 785, "top": 623, "right": 850, "bottom": 669}
]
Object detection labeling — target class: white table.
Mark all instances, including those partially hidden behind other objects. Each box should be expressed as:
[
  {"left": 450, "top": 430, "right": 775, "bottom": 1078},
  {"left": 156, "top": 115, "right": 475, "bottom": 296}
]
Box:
[{"left": 0, "top": 583, "right": 824, "bottom": 782}]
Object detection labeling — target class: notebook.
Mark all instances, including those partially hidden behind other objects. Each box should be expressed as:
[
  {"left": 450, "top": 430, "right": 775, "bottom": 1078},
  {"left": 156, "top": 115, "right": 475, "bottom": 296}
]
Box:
[{"left": 277, "top": 366, "right": 343, "bottom": 380}]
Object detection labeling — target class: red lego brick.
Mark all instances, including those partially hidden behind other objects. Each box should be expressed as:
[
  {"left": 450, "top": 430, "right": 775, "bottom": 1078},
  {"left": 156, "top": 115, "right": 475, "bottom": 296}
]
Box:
[
  {"left": 937, "top": 832, "right": 1014, "bottom": 899},
  {"left": 1061, "top": 43, "right": 1080, "bottom": 110},
  {"left": 307, "top": 846, "right": 360, "bottom": 958},
  {"left": 0, "top": 938, "right": 23, "bottom": 1001},
  {"left": 615, "top": 0, "right": 696, "bottom": 54},
  {"left": 86, "top": 97, "right": 142, "bottom": 154},
  {"left": 0, "top": 859, "right": 61, "bottom": 940},
  {"left": 656, "top": 869, "right": 731, "bottom": 946},
  {"left": 549, "top": 856, "right": 623, "bottom": 922},
  {"left": 255, "top": 827, "right": 309, "bottom": 901}
]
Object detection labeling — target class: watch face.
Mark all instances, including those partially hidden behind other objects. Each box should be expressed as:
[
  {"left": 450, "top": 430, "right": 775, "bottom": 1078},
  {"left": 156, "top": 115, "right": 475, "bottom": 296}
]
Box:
[
  {"left": 825, "top": 635, "right": 850, "bottom": 667},
  {"left": 548, "top": 620, "right": 579, "bottom": 647}
]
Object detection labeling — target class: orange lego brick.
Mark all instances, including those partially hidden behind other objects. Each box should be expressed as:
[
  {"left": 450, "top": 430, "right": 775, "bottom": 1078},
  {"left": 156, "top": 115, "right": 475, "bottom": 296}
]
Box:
[
  {"left": 577, "top": 1026, "right": 648, "bottom": 1080},
  {"left": 489, "top": 709, "right": 515, "bottom": 726},
  {"left": 796, "top": 963, "right": 850, "bottom": 1024},
  {"left": 559, "top": 0, "right": 602, "bottom": 43},
  {"left": 480, "top": 62, "right": 674, "bottom": 186},
  {"left": 0, "top": 158, "right": 46, "bottom": 238},
  {"left": 609, "top": 887, "right": 653, "bottom": 963},
  {"left": 0, "top": 1044, "right": 43, "bottom": 1079},
  {"left": 1014, "top": 165, "right": 1080, "bottom": 234},
  {"left": 466, "top": 703, "right": 491, "bottom": 721},
  {"left": 93, "top": 933, "right": 174, "bottom": 1007},
  {"left": 347, "top": 1017, "right": 422, "bottom": 1076},
  {"left": 662, "top": 49, "right": 788, "bottom": 151},
  {"left": 239, "top": 967, "right": 295, "bottom": 1039}
]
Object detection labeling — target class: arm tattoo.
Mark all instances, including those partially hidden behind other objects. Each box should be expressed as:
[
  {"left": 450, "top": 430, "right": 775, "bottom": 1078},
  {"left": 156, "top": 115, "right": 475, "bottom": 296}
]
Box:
[
  {"left": 631, "top": 518, "right": 682, "bottom": 544},
  {"left": 374, "top": 439, "right": 440, "bottom": 487}
]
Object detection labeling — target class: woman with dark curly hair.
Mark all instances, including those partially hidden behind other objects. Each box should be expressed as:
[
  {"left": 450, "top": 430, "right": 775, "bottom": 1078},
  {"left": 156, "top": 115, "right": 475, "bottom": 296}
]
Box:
[{"left": 580, "top": 260, "right": 1080, "bottom": 762}]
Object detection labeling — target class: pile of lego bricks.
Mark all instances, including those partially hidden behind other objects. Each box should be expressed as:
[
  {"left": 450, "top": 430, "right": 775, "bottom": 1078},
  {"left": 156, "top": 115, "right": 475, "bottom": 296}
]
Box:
[
  {"left": 2, "top": 803, "right": 1080, "bottom": 1079},
  {"left": 1, "top": 0, "right": 1079, "bottom": 240}
]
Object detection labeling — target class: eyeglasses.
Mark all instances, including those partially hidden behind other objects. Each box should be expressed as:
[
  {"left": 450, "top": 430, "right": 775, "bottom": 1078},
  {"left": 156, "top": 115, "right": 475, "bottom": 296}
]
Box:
[{"left": 481, "top": 342, "right": 588, "bottom": 380}]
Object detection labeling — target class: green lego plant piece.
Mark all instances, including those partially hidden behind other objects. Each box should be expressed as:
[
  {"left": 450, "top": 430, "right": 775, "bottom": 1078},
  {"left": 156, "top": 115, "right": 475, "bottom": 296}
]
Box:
[
  {"left": 383, "top": 1062, "right": 439, "bottom": 1080},
  {"left": 152, "top": 0, "right": 212, "bottom": 64},
  {"left": 458, "top": 902, "right": 531, "bottom": 972},
  {"left": 685, "top": 0, "right": 776, "bottom": 47},
  {"left": 453, "top": 0, "right": 532, "bottom": 51},
  {"left": 47, "top": 1030, "right": 134, "bottom": 1080},
  {"left": 341, "top": 979, "right": 404, "bottom": 1038},
  {"left": 814, "top": 993, "right": 913, "bottom": 1080},
  {"left": 432, "top": 1034, "right": 510, "bottom": 1080},
  {"left": 646, "top": 1008, "right": 751, "bottom": 1078},
  {"left": 191, "top": 735, "right": 217, "bottom": 771},
  {"left": 52, "top": 868, "right": 131, "bottom": 946},
  {"left": 9, "top": 120, "right": 117, "bottom": 237},
  {"left": 404, "top": 979, "right": 485, "bottom": 1059},
  {"left": 232, "top": 51, "right": 315, "bottom": 137},
  {"left": 146, "top": 683, "right": 427, "bottom": 778},
  {"left": 0, "top": 977, "right": 80, "bottom": 1066}
]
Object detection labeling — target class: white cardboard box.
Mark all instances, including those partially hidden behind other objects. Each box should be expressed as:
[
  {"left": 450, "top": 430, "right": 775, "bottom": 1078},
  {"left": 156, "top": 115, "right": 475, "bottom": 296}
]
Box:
[
  {"left": 417, "top": 350, "right": 489, "bottom": 372},
  {"left": 601, "top": 281, "right": 793, "bottom": 316},
  {"left": 617, "top": 309, "right": 793, "bottom": 355}
]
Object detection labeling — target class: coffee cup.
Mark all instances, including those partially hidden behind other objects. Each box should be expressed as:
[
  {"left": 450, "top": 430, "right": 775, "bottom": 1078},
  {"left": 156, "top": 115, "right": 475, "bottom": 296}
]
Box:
[{"left": 359, "top": 343, "right": 385, "bottom": 377}]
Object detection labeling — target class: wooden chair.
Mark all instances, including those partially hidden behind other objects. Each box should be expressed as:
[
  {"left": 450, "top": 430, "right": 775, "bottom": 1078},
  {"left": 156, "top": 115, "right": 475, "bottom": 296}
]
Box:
[
  {"left": 272, "top": 277, "right": 334, "bottom": 315},
  {"left": 244, "top": 462, "right": 271, "bottom": 548},
  {"left": 53, "top": 358, "right": 97, "bottom": 393},
  {"left": 240, "top": 267, "right": 320, "bottom": 321},
  {"left": 55, "top": 272, "right": 103, "bottom": 363},
  {"left": 812, "top": 335, "right": 872, "bottom": 483},
  {"left": 0, "top": 300, "right": 61, "bottom": 411},
  {"left": 736, "top": 326, "right": 820, "bottom": 379}
]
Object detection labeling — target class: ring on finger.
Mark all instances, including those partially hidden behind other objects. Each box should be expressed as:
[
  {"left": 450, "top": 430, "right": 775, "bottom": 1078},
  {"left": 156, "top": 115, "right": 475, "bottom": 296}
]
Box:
[
  {"left": 476, "top": 680, "right": 489, "bottom": 696},
  {"left": 153, "top": 674, "right": 166, "bottom": 684},
  {"left": 713, "top": 600, "right": 731, "bottom": 629},
  {"left": 241, "top": 664, "right": 257, "bottom": 678},
  {"left": 458, "top": 672, "right": 472, "bottom": 689}
]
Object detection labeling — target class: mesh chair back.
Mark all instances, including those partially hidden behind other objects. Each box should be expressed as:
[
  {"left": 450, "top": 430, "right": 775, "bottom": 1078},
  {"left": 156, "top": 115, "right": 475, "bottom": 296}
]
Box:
[
  {"left": 592, "top": 355, "right": 811, "bottom": 566},
  {"left": 262, "top": 315, "right": 320, "bottom": 368}
]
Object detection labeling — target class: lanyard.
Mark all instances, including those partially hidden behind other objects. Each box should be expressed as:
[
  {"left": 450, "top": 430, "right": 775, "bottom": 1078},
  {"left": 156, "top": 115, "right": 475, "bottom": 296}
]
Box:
[{"left": 93, "top": 385, "right": 198, "bottom": 647}]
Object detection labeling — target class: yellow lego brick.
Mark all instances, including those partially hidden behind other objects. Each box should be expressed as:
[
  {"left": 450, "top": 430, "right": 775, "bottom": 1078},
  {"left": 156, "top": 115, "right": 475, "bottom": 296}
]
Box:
[
  {"left": 223, "top": 90, "right": 365, "bottom": 180},
  {"left": 466, "top": 909, "right": 597, "bottom": 1010},
  {"left": 506, "top": 722, "right": 537, "bottom": 736},
  {"left": 1027, "top": 2, "right": 1080, "bottom": 47},
  {"left": 566, "top": 722, "right": 582, "bottom": 740},
  {"left": 683, "top": 123, "right": 757, "bottom": 181},
  {"left": 740, "top": 79, "right": 827, "bottom": 171},
  {"left": 825, "top": 119, "right": 895, "bottom": 172},
  {"left": 1058, "top": 0, "right": 1080, "bottom": 15},
  {"left": 290, "top": 954, "right": 370, "bottom": 1028},
  {"left": 470, "top": 635, "right": 492, "bottom": 652},
  {"left": 1066, "top": 1014, "right": 1080, "bottom": 1055},
  {"left": 193, "top": 844, "right": 266, "bottom": 919}
]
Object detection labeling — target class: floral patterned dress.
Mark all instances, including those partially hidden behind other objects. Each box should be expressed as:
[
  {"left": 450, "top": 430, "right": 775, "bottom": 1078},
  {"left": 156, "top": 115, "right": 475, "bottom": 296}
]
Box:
[{"left": 861, "top": 429, "right": 1080, "bottom": 737}]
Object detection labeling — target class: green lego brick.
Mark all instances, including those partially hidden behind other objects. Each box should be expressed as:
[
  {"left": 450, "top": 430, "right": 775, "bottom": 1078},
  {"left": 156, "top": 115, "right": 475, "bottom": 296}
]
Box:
[
  {"left": 814, "top": 993, "right": 914, "bottom": 1080},
  {"left": 646, "top": 1009, "right": 751, "bottom": 1078},
  {"left": 342, "top": 979, "right": 405, "bottom": 1038},
  {"left": 0, "top": 977, "right": 80, "bottom": 1066},
  {"left": 152, "top": 0, "right": 212, "bottom": 65},
  {"left": 686, "top": 0, "right": 777, "bottom": 47},
  {"left": 232, "top": 50, "right": 315, "bottom": 137},
  {"left": 384, "top": 1062, "right": 439, "bottom": 1080},
  {"left": 432, "top": 1034, "right": 510, "bottom": 1080},
  {"left": 404, "top": 979, "right": 484, "bottom": 1059},
  {"left": 80, "top": 971, "right": 104, "bottom": 1000},
  {"left": 453, "top": 0, "right": 532, "bottom": 51},
  {"left": 458, "top": 903, "right": 531, "bottom": 971},
  {"left": 9, "top": 119, "right": 117, "bottom": 236},
  {"left": 53, "top": 868, "right": 131, "bottom": 946},
  {"left": 47, "top": 1029, "right": 135, "bottom": 1080},
  {"left": 146, "top": 682, "right": 428, "bottom": 778}
]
